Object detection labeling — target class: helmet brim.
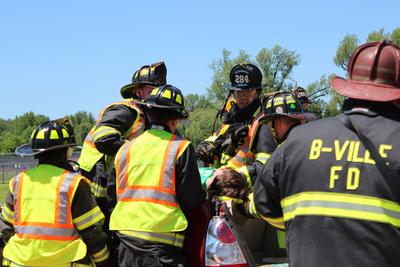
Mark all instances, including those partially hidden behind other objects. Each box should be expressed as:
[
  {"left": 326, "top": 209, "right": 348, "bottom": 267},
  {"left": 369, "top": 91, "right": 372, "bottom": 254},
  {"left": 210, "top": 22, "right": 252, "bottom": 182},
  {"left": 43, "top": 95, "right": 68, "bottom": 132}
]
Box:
[
  {"left": 332, "top": 76, "right": 400, "bottom": 102},
  {"left": 15, "top": 143, "right": 77, "bottom": 157},
  {"left": 120, "top": 82, "right": 158, "bottom": 99},
  {"left": 135, "top": 101, "right": 189, "bottom": 118},
  {"left": 266, "top": 112, "right": 317, "bottom": 122}
]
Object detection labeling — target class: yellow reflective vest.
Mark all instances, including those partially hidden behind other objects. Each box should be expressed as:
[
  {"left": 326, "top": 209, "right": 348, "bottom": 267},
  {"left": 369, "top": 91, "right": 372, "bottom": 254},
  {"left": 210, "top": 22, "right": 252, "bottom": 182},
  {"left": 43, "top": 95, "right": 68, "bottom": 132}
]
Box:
[
  {"left": 3, "top": 165, "right": 88, "bottom": 266},
  {"left": 110, "top": 129, "right": 190, "bottom": 247},
  {"left": 78, "top": 100, "right": 144, "bottom": 173}
]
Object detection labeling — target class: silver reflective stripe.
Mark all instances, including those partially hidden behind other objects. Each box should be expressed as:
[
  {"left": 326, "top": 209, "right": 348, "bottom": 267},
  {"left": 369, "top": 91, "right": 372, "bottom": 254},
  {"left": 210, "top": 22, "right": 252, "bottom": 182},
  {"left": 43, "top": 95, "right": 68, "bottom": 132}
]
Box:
[
  {"left": 92, "top": 126, "right": 119, "bottom": 140},
  {"left": 283, "top": 199, "right": 400, "bottom": 220},
  {"left": 119, "top": 189, "right": 176, "bottom": 204},
  {"left": 59, "top": 172, "right": 80, "bottom": 224},
  {"left": 15, "top": 225, "right": 77, "bottom": 236},
  {"left": 122, "top": 230, "right": 185, "bottom": 247},
  {"left": 117, "top": 143, "right": 132, "bottom": 191},
  {"left": 139, "top": 231, "right": 184, "bottom": 243},
  {"left": 126, "top": 122, "right": 144, "bottom": 140},
  {"left": 12, "top": 173, "right": 22, "bottom": 223},
  {"left": 162, "top": 136, "right": 184, "bottom": 189},
  {"left": 85, "top": 130, "right": 94, "bottom": 142},
  {"left": 74, "top": 208, "right": 104, "bottom": 229}
]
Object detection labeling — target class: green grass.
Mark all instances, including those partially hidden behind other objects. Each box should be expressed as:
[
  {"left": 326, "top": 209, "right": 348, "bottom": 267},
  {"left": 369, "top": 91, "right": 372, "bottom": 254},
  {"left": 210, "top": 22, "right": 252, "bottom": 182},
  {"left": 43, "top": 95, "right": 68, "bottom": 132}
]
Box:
[{"left": 0, "top": 184, "right": 9, "bottom": 204}]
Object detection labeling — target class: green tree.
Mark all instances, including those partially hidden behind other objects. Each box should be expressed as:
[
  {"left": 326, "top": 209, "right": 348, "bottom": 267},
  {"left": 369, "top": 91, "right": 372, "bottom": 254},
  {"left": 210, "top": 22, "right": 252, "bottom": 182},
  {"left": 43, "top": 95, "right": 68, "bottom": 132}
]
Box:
[
  {"left": 367, "top": 28, "right": 391, "bottom": 42},
  {"left": 0, "top": 112, "right": 49, "bottom": 153},
  {"left": 391, "top": 28, "right": 400, "bottom": 46},
  {"left": 184, "top": 107, "right": 219, "bottom": 146},
  {"left": 208, "top": 49, "right": 252, "bottom": 105},
  {"left": 68, "top": 111, "right": 95, "bottom": 145},
  {"left": 256, "top": 45, "right": 300, "bottom": 93},
  {"left": 334, "top": 34, "right": 359, "bottom": 72},
  {"left": 185, "top": 94, "right": 213, "bottom": 113}
]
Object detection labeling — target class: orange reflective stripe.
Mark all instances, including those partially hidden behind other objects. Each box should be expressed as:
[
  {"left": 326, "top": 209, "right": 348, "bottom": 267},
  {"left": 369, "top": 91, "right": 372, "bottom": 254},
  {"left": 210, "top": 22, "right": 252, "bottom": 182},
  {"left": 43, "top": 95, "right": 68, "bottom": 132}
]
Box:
[
  {"left": 126, "top": 116, "right": 144, "bottom": 140},
  {"left": 16, "top": 233, "right": 78, "bottom": 241},
  {"left": 13, "top": 170, "right": 81, "bottom": 241},
  {"left": 13, "top": 173, "right": 24, "bottom": 224},
  {"left": 159, "top": 135, "right": 177, "bottom": 190},
  {"left": 55, "top": 171, "right": 68, "bottom": 225},
  {"left": 66, "top": 174, "right": 80, "bottom": 225},
  {"left": 117, "top": 134, "right": 186, "bottom": 206},
  {"left": 116, "top": 140, "right": 137, "bottom": 193}
]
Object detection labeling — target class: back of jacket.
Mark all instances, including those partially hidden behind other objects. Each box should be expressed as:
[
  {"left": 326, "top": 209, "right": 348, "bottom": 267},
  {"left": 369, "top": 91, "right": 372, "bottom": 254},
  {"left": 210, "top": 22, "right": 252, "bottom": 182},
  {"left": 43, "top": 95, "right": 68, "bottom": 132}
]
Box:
[{"left": 254, "top": 102, "right": 400, "bottom": 267}]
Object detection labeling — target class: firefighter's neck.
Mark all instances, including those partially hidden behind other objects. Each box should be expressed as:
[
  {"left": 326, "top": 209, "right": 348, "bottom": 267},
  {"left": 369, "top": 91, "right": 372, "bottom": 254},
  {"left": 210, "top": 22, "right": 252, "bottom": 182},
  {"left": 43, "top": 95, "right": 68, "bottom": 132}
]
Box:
[
  {"left": 275, "top": 117, "right": 299, "bottom": 142},
  {"left": 151, "top": 119, "right": 179, "bottom": 133}
]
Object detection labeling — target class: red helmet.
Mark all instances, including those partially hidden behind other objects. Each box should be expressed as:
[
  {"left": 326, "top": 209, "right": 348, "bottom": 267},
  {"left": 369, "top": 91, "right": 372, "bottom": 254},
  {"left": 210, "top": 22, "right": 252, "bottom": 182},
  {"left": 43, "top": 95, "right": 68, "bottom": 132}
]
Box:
[{"left": 332, "top": 41, "right": 400, "bottom": 102}]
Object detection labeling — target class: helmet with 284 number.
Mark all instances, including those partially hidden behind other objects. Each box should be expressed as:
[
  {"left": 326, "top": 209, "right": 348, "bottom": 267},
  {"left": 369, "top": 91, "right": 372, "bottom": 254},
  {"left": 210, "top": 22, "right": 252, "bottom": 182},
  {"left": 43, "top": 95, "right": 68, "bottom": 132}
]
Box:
[{"left": 229, "top": 63, "right": 262, "bottom": 90}]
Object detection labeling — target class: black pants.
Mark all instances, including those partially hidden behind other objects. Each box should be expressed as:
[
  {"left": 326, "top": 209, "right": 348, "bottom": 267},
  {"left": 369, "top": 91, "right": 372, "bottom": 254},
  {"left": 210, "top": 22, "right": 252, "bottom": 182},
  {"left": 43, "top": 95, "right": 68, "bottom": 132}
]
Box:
[{"left": 117, "top": 236, "right": 185, "bottom": 267}]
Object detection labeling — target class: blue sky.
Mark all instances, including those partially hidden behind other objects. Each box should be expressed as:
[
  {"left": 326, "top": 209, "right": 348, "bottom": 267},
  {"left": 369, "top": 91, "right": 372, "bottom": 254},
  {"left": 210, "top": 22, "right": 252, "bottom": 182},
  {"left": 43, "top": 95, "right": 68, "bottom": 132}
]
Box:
[{"left": 1, "top": 1, "right": 398, "bottom": 120}]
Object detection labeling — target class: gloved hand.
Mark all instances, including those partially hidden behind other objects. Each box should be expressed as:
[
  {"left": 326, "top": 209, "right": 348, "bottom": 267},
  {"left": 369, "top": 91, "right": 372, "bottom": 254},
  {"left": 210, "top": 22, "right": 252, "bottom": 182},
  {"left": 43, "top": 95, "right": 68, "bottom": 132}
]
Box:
[
  {"left": 231, "top": 125, "right": 249, "bottom": 146},
  {"left": 195, "top": 141, "right": 214, "bottom": 164}
]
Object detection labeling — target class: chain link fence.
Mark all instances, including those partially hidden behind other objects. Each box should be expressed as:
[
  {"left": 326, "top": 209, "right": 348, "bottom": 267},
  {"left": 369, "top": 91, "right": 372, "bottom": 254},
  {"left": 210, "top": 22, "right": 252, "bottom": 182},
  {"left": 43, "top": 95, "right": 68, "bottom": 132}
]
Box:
[{"left": 0, "top": 152, "right": 81, "bottom": 184}]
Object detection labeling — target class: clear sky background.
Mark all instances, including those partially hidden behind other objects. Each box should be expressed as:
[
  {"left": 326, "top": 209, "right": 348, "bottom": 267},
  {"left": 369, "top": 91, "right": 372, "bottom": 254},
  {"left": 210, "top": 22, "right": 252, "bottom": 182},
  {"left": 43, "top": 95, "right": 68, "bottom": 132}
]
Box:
[{"left": 1, "top": 1, "right": 398, "bottom": 120}]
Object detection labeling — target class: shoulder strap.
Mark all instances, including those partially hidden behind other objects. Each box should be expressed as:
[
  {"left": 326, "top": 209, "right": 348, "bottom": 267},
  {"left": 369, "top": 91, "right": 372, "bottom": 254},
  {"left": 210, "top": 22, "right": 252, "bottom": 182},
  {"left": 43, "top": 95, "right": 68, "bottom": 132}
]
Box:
[{"left": 339, "top": 114, "right": 394, "bottom": 185}]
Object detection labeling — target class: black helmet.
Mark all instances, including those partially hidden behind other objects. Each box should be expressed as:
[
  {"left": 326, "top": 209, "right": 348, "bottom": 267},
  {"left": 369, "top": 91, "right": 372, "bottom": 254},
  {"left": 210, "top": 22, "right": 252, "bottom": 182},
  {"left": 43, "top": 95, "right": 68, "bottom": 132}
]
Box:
[
  {"left": 229, "top": 63, "right": 262, "bottom": 90},
  {"left": 15, "top": 117, "right": 76, "bottom": 156},
  {"left": 264, "top": 91, "right": 316, "bottom": 121},
  {"left": 120, "top": 61, "right": 167, "bottom": 99},
  {"left": 292, "top": 86, "right": 311, "bottom": 104},
  {"left": 135, "top": 84, "right": 189, "bottom": 118}
]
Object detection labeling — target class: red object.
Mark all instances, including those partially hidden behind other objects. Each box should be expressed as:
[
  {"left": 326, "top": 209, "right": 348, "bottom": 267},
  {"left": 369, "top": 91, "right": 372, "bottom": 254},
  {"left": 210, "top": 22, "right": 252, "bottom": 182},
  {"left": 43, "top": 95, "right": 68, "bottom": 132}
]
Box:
[
  {"left": 216, "top": 222, "right": 236, "bottom": 244},
  {"left": 183, "top": 200, "right": 213, "bottom": 267},
  {"left": 332, "top": 41, "right": 400, "bottom": 102}
]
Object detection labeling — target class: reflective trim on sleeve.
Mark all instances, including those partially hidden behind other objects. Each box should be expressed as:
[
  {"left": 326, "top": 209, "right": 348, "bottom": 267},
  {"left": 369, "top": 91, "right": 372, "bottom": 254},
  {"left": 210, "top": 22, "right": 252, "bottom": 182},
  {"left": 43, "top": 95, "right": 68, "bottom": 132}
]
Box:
[
  {"left": 259, "top": 214, "right": 285, "bottom": 230},
  {"left": 91, "top": 183, "right": 108, "bottom": 198},
  {"left": 119, "top": 230, "right": 185, "bottom": 248},
  {"left": 73, "top": 206, "right": 105, "bottom": 231},
  {"left": 92, "top": 245, "right": 110, "bottom": 263},
  {"left": 255, "top": 152, "right": 271, "bottom": 164},
  {"left": 2, "top": 204, "right": 14, "bottom": 224},
  {"left": 236, "top": 166, "right": 251, "bottom": 186},
  {"left": 248, "top": 198, "right": 261, "bottom": 218},
  {"left": 92, "top": 126, "right": 121, "bottom": 141},
  {"left": 281, "top": 191, "right": 400, "bottom": 228}
]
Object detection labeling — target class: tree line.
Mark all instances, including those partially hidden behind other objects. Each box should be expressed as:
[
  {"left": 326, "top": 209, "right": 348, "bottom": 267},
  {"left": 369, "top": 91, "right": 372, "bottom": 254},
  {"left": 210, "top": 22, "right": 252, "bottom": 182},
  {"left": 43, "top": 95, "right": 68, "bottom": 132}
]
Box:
[{"left": 1, "top": 28, "right": 399, "bottom": 153}]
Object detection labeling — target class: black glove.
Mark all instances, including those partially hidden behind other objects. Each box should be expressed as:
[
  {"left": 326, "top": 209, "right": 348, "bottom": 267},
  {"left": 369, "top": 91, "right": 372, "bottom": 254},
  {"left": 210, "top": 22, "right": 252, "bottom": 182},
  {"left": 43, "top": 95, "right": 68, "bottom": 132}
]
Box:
[
  {"left": 231, "top": 125, "right": 249, "bottom": 146},
  {"left": 195, "top": 141, "right": 214, "bottom": 163}
]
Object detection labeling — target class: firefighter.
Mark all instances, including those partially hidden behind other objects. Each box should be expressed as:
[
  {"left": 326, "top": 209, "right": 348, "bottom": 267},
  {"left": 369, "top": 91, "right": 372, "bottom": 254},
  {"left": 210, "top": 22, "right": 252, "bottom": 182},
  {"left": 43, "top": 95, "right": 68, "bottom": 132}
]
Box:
[
  {"left": 196, "top": 63, "right": 264, "bottom": 167},
  {"left": 254, "top": 40, "right": 400, "bottom": 267},
  {"left": 0, "top": 118, "right": 109, "bottom": 266},
  {"left": 78, "top": 61, "right": 166, "bottom": 217},
  {"left": 227, "top": 91, "right": 315, "bottom": 186},
  {"left": 109, "top": 85, "right": 206, "bottom": 266},
  {"left": 292, "top": 86, "right": 312, "bottom": 111}
]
